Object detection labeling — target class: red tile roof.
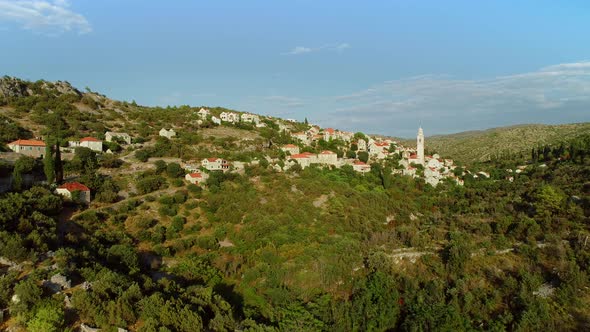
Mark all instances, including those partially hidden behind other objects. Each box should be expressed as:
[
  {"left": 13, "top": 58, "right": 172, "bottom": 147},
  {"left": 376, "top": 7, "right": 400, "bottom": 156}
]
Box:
[
  {"left": 58, "top": 182, "right": 90, "bottom": 192},
  {"left": 290, "top": 153, "right": 309, "bottom": 159},
  {"left": 80, "top": 137, "right": 100, "bottom": 142},
  {"left": 8, "top": 139, "right": 45, "bottom": 147},
  {"left": 320, "top": 150, "right": 336, "bottom": 154},
  {"left": 354, "top": 161, "right": 366, "bottom": 165},
  {"left": 206, "top": 158, "right": 219, "bottom": 162},
  {"left": 188, "top": 173, "right": 202, "bottom": 178},
  {"left": 325, "top": 128, "right": 335, "bottom": 133},
  {"left": 409, "top": 154, "right": 418, "bottom": 159}
]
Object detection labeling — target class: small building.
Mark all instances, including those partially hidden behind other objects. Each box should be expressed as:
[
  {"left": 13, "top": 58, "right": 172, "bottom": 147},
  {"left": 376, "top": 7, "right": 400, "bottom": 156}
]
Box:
[
  {"left": 56, "top": 182, "right": 91, "bottom": 204},
  {"left": 352, "top": 161, "right": 371, "bottom": 173},
  {"left": 280, "top": 144, "right": 300, "bottom": 155},
  {"left": 159, "top": 128, "right": 176, "bottom": 139},
  {"left": 211, "top": 116, "right": 221, "bottom": 125},
  {"left": 185, "top": 172, "right": 208, "bottom": 185},
  {"left": 69, "top": 137, "right": 103, "bottom": 152},
  {"left": 201, "top": 158, "right": 230, "bottom": 171},
  {"left": 291, "top": 132, "right": 309, "bottom": 144},
  {"left": 7, "top": 139, "right": 46, "bottom": 158},
  {"left": 323, "top": 128, "right": 336, "bottom": 141},
  {"left": 241, "top": 113, "right": 260, "bottom": 123},
  {"left": 289, "top": 153, "right": 311, "bottom": 169},
  {"left": 197, "top": 108, "right": 210, "bottom": 119},
  {"left": 318, "top": 150, "right": 338, "bottom": 165},
  {"left": 105, "top": 132, "right": 131, "bottom": 145},
  {"left": 220, "top": 112, "right": 239, "bottom": 123}
]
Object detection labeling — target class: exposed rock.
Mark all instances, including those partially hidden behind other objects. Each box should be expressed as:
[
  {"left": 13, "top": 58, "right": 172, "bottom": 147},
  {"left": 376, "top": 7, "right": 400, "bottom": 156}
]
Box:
[
  {"left": 218, "top": 238, "right": 235, "bottom": 248},
  {"left": 80, "top": 323, "right": 101, "bottom": 332},
  {"left": 0, "top": 76, "right": 31, "bottom": 98},
  {"left": 533, "top": 283, "right": 555, "bottom": 298}
]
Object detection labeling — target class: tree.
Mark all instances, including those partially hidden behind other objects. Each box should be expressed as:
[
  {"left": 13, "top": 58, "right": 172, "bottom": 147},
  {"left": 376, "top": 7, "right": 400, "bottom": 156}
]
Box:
[
  {"left": 358, "top": 151, "right": 369, "bottom": 163},
  {"left": 43, "top": 144, "right": 55, "bottom": 183},
  {"left": 28, "top": 303, "right": 65, "bottom": 332},
  {"left": 346, "top": 150, "right": 357, "bottom": 159},
  {"left": 12, "top": 156, "right": 36, "bottom": 191},
  {"left": 166, "top": 162, "right": 184, "bottom": 178}
]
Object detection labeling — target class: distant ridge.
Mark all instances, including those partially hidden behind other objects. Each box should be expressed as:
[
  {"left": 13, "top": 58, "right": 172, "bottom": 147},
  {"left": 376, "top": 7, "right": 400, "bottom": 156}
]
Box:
[{"left": 401, "top": 122, "right": 590, "bottom": 164}]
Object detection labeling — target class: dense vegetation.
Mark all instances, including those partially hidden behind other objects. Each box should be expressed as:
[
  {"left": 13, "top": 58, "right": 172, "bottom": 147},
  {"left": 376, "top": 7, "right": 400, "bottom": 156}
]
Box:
[{"left": 0, "top": 78, "right": 589, "bottom": 331}]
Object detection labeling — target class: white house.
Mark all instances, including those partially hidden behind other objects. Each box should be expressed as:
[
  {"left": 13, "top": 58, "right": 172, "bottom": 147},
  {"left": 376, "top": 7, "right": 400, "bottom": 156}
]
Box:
[
  {"left": 68, "top": 137, "right": 103, "bottom": 152},
  {"left": 241, "top": 113, "right": 260, "bottom": 124},
  {"left": 197, "top": 108, "right": 210, "bottom": 119},
  {"left": 159, "top": 128, "right": 176, "bottom": 139},
  {"left": 291, "top": 132, "right": 309, "bottom": 144},
  {"left": 280, "top": 144, "right": 300, "bottom": 155},
  {"left": 220, "top": 112, "right": 239, "bottom": 123},
  {"left": 211, "top": 116, "right": 221, "bottom": 125},
  {"left": 289, "top": 153, "right": 311, "bottom": 169},
  {"left": 201, "top": 158, "right": 230, "bottom": 171},
  {"left": 357, "top": 139, "right": 367, "bottom": 152},
  {"left": 185, "top": 172, "right": 208, "bottom": 185},
  {"left": 56, "top": 182, "right": 91, "bottom": 204},
  {"left": 105, "top": 132, "right": 131, "bottom": 145},
  {"left": 318, "top": 150, "right": 338, "bottom": 165},
  {"left": 352, "top": 161, "right": 371, "bottom": 173}
]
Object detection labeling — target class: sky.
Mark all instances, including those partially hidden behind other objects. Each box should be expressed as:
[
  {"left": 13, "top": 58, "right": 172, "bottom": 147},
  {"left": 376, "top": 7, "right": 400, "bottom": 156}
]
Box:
[{"left": 1, "top": 0, "right": 589, "bottom": 137}]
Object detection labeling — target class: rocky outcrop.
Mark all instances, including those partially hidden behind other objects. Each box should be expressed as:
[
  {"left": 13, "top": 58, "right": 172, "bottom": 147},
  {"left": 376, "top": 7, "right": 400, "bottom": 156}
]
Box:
[
  {"left": 0, "top": 76, "right": 81, "bottom": 99},
  {"left": 0, "top": 76, "right": 31, "bottom": 98}
]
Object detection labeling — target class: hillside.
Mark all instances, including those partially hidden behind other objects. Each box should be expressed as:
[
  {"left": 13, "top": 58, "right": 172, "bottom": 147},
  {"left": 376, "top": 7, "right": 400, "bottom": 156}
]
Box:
[
  {"left": 0, "top": 77, "right": 589, "bottom": 331},
  {"left": 402, "top": 123, "right": 590, "bottom": 164}
]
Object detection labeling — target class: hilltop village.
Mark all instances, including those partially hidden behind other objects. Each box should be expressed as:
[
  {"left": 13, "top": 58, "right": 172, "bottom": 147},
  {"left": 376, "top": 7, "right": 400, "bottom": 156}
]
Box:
[{"left": 2, "top": 104, "right": 476, "bottom": 201}]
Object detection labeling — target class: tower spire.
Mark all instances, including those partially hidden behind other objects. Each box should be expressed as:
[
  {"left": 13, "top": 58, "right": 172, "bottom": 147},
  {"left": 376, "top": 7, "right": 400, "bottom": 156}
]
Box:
[{"left": 417, "top": 127, "right": 425, "bottom": 165}]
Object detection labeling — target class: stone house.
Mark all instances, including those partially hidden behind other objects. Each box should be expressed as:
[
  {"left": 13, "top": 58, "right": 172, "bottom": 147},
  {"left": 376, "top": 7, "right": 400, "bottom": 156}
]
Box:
[
  {"left": 289, "top": 153, "right": 311, "bottom": 169},
  {"left": 220, "top": 112, "right": 239, "bottom": 123},
  {"left": 318, "top": 150, "right": 338, "bottom": 165},
  {"left": 185, "top": 172, "right": 208, "bottom": 184},
  {"left": 68, "top": 137, "right": 103, "bottom": 152},
  {"left": 323, "top": 128, "right": 336, "bottom": 141},
  {"left": 56, "top": 182, "right": 91, "bottom": 204},
  {"left": 352, "top": 161, "right": 371, "bottom": 173},
  {"left": 7, "top": 139, "right": 46, "bottom": 158},
  {"left": 197, "top": 108, "right": 210, "bottom": 119},
  {"left": 105, "top": 132, "right": 131, "bottom": 144},
  {"left": 280, "top": 144, "right": 300, "bottom": 155}
]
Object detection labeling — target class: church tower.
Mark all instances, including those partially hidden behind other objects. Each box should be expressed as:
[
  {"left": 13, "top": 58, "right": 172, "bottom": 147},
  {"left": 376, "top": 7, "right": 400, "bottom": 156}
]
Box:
[{"left": 417, "top": 127, "right": 425, "bottom": 165}]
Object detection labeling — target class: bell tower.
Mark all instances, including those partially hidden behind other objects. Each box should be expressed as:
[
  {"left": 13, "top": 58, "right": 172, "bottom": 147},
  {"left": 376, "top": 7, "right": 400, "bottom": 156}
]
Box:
[{"left": 417, "top": 127, "right": 424, "bottom": 165}]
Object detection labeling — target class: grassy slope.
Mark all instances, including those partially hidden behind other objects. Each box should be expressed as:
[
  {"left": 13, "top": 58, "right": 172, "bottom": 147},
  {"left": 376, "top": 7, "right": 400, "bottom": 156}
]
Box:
[{"left": 402, "top": 123, "right": 590, "bottom": 164}]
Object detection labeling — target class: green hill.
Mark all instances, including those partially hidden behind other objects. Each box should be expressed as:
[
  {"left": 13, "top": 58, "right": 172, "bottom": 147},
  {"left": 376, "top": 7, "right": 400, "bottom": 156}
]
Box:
[{"left": 403, "top": 123, "right": 590, "bottom": 164}]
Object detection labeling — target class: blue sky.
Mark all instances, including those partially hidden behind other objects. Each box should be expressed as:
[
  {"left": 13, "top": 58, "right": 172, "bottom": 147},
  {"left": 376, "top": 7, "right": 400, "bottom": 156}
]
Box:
[{"left": 1, "top": 0, "right": 589, "bottom": 137}]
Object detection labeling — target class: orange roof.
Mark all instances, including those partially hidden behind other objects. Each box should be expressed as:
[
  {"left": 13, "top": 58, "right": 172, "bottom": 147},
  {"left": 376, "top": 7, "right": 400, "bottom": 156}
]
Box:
[
  {"left": 321, "top": 150, "right": 336, "bottom": 154},
  {"left": 354, "top": 161, "right": 366, "bottom": 165},
  {"left": 409, "top": 154, "right": 418, "bottom": 159},
  {"left": 8, "top": 139, "right": 45, "bottom": 147},
  {"left": 206, "top": 158, "right": 219, "bottom": 162},
  {"left": 283, "top": 144, "right": 297, "bottom": 148},
  {"left": 80, "top": 137, "right": 100, "bottom": 142},
  {"left": 58, "top": 182, "right": 90, "bottom": 192},
  {"left": 188, "top": 173, "right": 202, "bottom": 178},
  {"left": 290, "top": 153, "right": 309, "bottom": 159},
  {"left": 325, "top": 128, "right": 335, "bottom": 133}
]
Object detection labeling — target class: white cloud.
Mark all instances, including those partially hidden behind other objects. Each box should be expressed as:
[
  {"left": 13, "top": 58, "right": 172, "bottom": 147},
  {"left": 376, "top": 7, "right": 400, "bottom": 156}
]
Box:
[
  {"left": 283, "top": 42, "right": 351, "bottom": 55},
  {"left": 312, "top": 61, "right": 590, "bottom": 135},
  {"left": 0, "top": 0, "right": 91, "bottom": 35}
]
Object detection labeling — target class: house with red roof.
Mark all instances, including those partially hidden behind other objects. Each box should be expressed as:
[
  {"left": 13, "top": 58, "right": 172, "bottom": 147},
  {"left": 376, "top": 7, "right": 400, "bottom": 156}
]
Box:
[
  {"left": 201, "top": 158, "right": 230, "bottom": 171},
  {"left": 7, "top": 139, "right": 46, "bottom": 158},
  {"left": 68, "top": 137, "right": 103, "bottom": 152},
  {"left": 56, "top": 182, "right": 91, "bottom": 204},
  {"left": 185, "top": 171, "right": 209, "bottom": 184},
  {"left": 352, "top": 160, "right": 371, "bottom": 173},
  {"left": 323, "top": 128, "right": 336, "bottom": 141},
  {"left": 280, "top": 144, "right": 300, "bottom": 155},
  {"left": 289, "top": 153, "right": 312, "bottom": 168}
]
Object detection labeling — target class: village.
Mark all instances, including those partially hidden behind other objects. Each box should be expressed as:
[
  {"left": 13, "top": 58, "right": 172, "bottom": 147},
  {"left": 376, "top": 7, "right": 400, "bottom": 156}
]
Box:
[{"left": 2, "top": 107, "right": 492, "bottom": 204}]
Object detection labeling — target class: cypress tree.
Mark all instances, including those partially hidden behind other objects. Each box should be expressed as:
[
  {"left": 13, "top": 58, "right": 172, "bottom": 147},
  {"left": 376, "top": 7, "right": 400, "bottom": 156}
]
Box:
[{"left": 43, "top": 143, "right": 55, "bottom": 183}]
